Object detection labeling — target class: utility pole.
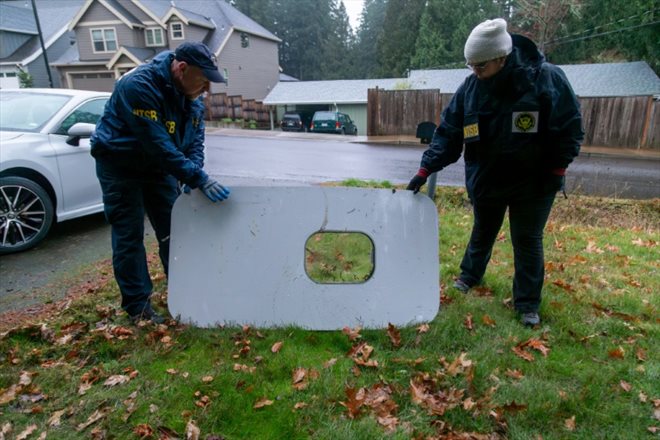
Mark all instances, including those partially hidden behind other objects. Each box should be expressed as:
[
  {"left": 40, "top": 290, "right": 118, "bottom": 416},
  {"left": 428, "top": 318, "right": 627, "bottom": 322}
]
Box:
[{"left": 31, "top": 0, "right": 54, "bottom": 88}]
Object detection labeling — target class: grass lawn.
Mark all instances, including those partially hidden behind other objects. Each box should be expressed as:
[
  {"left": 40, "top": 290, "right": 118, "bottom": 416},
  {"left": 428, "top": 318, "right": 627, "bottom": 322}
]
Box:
[{"left": 1, "top": 183, "right": 658, "bottom": 439}]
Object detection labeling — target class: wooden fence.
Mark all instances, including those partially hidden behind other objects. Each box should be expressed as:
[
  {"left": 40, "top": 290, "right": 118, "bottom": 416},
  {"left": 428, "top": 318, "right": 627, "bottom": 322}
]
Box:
[
  {"left": 204, "top": 93, "right": 273, "bottom": 126},
  {"left": 367, "top": 88, "right": 660, "bottom": 150}
]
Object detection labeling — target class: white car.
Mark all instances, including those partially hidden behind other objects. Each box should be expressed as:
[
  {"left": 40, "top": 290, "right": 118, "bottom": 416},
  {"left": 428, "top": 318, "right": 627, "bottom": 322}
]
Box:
[{"left": 0, "top": 88, "right": 110, "bottom": 254}]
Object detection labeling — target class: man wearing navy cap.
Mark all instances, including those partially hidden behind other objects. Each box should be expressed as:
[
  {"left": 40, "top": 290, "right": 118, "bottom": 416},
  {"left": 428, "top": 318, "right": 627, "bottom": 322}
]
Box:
[{"left": 91, "top": 42, "right": 229, "bottom": 324}]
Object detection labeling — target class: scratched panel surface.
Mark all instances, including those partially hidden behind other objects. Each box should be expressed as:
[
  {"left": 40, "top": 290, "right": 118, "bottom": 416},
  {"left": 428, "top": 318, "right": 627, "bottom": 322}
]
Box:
[{"left": 168, "top": 187, "right": 439, "bottom": 329}]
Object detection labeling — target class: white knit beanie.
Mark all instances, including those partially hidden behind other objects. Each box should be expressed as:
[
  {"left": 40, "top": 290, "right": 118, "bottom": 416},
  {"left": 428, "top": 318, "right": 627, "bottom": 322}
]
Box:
[{"left": 464, "top": 18, "right": 512, "bottom": 64}]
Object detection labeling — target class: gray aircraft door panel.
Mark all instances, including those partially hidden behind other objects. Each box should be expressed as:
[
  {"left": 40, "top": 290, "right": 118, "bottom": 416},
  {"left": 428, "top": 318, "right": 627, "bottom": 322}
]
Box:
[{"left": 168, "top": 186, "right": 439, "bottom": 329}]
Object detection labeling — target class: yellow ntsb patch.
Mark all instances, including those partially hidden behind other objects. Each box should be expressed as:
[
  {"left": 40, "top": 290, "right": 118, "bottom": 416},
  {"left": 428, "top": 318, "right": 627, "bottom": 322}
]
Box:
[
  {"left": 512, "top": 111, "right": 539, "bottom": 133},
  {"left": 463, "top": 123, "right": 479, "bottom": 139},
  {"left": 132, "top": 108, "right": 158, "bottom": 121}
]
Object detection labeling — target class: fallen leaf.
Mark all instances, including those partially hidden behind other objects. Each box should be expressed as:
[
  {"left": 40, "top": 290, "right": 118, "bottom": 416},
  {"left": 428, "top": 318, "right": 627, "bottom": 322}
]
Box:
[
  {"left": 463, "top": 314, "right": 474, "bottom": 331},
  {"left": 48, "top": 408, "right": 67, "bottom": 427},
  {"left": 608, "top": 347, "right": 625, "bottom": 359},
  {"left": 0, "top": 384, "right": 19, "bottom": 405},
  {"left": 505, "top": 369, "right": 524, "bottom": 380},
  {"left": 648, "top": 426, "right": 659, "bottom": 434},
  {"left": 185, "top": 420, "right": 200, "bottom": 440},
  {"left": 481, "top": 315, "right": 496, "bottom": 327},
  {"left": 501, "top": 401, "right": 528, "bottom": 413},
  {"left": 342, "top": 326, "right": 362, "bottom": 341},
  {"left": 639, "top": 392, "right": 648, "bottom": 403},
  {"left": 292, "top": 368, "right": 308, "bottom": 390},
  {"left": 271, "top": 341, "right": 283, "bottom": 353},
  {"left": 339, "top": 386, "right": 364, "bottom": 418},
  {"left": 526, "top": 338, "right": 550, "bottom": 357},
  {"left": 565, "top": 415, "right": 576, "bottom": 431},
  {"left": 253, "top": 397, "right": 274, "bottom": 409},
  {"left": 77, "top": 407, "right": 111, "bottom": 431},
  {"left": 201, "top": 376, "right": 214, "bottom": 383},
  {"left": 233, "top": 363, "right": 256, "bottom": 374},
  {"left": 134, "top": 424, "right": 154, "bottom": 438},
  {"left": 293, "top": 402, "right": 307, "bottom": 410},
  {"left": 387, "top": 323, "right": 401, "bottom": 348},
  {"left": 636, "top": 348, "right": 647, "bottom": 362},
  {"left": 15, "top": 425, "right": 37, "bottom": 440},
  {"left": 619, "top": 381, "right": 632, "bottom": 392},
  {"left": 512, "top": 345, "right": 535, "bottom": 362},
  {"left": 416, "top": 323, "right": 430, "bottom": 333},
  {"left": 323, "top": 358, "right": 337, "bottom": 369},
  {"left": 103, "top": 375, "right": 130, "bottom": 387},
  {"left": 166, "top": 369, "right": 178, "bottom": 375}
]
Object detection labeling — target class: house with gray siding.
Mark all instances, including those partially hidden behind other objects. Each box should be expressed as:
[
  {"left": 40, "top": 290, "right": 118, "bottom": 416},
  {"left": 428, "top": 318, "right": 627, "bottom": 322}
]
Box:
[
  {"left": 53, "top": 0, "right": 280, "bottom": 99},
  {"left": 264, "top": 62, "right": 660, "bottom": 136},
  {"left": 0, "top": 0, "right": 84, "bottom": 88}
]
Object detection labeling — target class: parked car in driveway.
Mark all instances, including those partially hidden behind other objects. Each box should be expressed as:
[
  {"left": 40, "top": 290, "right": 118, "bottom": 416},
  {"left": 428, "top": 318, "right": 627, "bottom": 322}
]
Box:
[
  {"left": 280, "top": 113, "right": 306, "bottom": 132},
  {"left": 310, "top": 111, "right": 358, "bottom": 135},
  {"left": 0, "top": 88, "right": 110, "bottom": 254}
]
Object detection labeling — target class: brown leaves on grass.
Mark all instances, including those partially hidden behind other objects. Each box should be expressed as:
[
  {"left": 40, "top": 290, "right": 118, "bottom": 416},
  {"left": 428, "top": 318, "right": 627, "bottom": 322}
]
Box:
[
  {"left": 347, "top": 342, "right": 378, "bottom": 368},
  {"left": 592, "top": 303, "right": 638, "bottom": 322},
  {"left": 342, "top": 326, "right": 362, "bottom": 341},
  {"left": 387, "top": 323, "right": 401, "bottom": 348},
  {"left": 608, "top": 346, "right": 625, "bottom": 359},
  {"left": 410, "top": 374, "right": 465, "bottom": 416},
  {"left": 271, "top": 341, "right": 283, "bottom": 353},
  {"left": 340, "top": 384, "right": 399, "bottom": 431},
  {"left": 253, "top": 397, "right": 274, "bottom": 409},
  {"left": 464, "top": 314, "right": 474, "bottom": 331},
  {"left": 512, "top": 337, "right": 551, "bottom": 362}
]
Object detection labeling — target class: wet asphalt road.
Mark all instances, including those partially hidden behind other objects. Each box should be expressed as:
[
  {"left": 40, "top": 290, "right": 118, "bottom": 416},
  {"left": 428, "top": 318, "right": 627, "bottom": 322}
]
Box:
[{"left": 1, "top": 132, "right": 658, "bottom": 309}]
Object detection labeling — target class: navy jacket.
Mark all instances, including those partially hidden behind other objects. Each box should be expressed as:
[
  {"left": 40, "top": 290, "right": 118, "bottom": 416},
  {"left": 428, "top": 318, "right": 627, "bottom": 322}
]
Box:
[
  {"left": 91, "top": 51, "right": 208, "bottom": 188},
  {"left": 421, "top": 35, "right": 584, "bottom": 200}
]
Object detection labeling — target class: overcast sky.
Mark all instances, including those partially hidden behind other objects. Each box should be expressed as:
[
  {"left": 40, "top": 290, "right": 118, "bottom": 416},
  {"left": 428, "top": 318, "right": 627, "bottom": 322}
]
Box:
[{"left": 342, "top": 0, "right": 364, "bottom": 30}]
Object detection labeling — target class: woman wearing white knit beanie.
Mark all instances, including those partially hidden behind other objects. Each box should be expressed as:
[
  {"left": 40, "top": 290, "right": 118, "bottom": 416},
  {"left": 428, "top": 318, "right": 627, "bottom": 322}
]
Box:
[{"left": 407, "top": 18, "right": 584, "bottom": 327}]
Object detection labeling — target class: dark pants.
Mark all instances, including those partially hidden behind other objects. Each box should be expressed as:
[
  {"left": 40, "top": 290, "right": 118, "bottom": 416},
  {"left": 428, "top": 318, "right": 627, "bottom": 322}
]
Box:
[
  {"left": 96, "top": 160, "right": 178, "bottom": 316},
  {"left": 459, "top": 194, "right": 556, "bottom": 313}
]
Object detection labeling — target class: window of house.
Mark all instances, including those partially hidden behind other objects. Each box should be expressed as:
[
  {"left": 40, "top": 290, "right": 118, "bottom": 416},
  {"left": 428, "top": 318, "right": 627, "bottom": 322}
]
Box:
[
  {"left": 5, "top": 72, "right": 17, "bottom": 77},
  {"left": 91, "top": 28, "right": 117, "bottom": 53},
  {"left": 145, "top": 28, "right": 165, "bottom": 47},
  {"left": 170, "top": 22, "right": 184, "bottom": 40},
  {"left": 240, "top": 32, "right": 249, "bottom": 48}
]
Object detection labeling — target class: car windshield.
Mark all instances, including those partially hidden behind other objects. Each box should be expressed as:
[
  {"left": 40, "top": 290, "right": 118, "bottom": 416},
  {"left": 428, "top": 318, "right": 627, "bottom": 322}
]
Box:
[
  {"left": 0, "top": 92, "right": 71, "bottom": 132},
  {"left": 313, "top": 112, "right": 336, "bottom": 120}
]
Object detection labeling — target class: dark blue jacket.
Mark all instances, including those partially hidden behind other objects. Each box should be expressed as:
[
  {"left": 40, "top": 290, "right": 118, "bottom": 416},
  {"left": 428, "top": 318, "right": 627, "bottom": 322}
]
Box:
[
  {"left": 421, "top": 35, "right": 584, "bottom": 200},
  {"left": 91, "top": 51, "right": 208, "bottom": 188}
]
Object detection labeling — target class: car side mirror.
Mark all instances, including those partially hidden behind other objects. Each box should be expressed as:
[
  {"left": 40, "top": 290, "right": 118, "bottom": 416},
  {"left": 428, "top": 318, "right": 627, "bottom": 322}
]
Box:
[{"left": 66, "top": 122, "right": 96, "bottom": 146}]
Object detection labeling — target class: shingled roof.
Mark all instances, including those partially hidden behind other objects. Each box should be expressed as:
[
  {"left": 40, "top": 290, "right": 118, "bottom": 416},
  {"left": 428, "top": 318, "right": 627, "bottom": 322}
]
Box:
[
  {"left": 0, "top": 0, "right": 84, "bottom": 64},
  {"left": 265, "top": 61, "right": 659, "bottom": 105}
]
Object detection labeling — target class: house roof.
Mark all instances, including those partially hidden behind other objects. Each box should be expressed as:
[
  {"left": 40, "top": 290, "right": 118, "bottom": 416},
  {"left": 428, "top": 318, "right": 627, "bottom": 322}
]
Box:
[
  {"left": 265, "top": 61, "right": 660, "bottom": 105},
  {"left": 0, "top": 0, "right": 84, "bottom": 64},
  {"left": 409, "top": 62, "right": 660, "bottom": 97},
  {"left": 137, "top": 0, "right": 281, "bottom": 51},
  {"left": 263, "top": 78, "right": 406, "bottom": 105},
  {"left": 0, "top": 3, "right": 38, "bottom": 34}
]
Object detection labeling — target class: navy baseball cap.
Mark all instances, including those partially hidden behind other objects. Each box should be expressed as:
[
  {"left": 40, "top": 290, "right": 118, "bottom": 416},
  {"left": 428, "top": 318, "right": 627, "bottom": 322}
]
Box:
[{"left": 175, "top": 42, "right": 226, "bottom": 83}]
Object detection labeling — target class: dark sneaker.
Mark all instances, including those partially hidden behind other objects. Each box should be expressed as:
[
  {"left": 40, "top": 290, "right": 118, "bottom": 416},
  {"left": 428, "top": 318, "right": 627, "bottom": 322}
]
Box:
[
  {"left": 453, "top": 279, "right": 471, "bottom": 293},
  {"left": 129, "top": 305, "right": 166, "bottom": 325},
  {"left": 521, "top": 312, "right": 540, "bottom": 327}
]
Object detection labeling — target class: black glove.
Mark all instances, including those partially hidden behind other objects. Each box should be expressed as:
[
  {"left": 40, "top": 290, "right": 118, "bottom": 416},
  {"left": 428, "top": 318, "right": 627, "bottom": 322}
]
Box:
[
  {"left": 542, "top": 169, "right": 566, "bottom": 195},
  {"left": 407, "top": 168, "right": 430, "bottom": 194}
]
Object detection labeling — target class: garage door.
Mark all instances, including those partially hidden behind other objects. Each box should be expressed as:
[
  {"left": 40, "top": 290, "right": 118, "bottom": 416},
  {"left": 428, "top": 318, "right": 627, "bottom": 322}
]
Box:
[
  {"left": 70, "top": 72, "right": 115, "bottom": 92},
  {"left": 0, "top": 72, "right": 20, "bottom": 88}
]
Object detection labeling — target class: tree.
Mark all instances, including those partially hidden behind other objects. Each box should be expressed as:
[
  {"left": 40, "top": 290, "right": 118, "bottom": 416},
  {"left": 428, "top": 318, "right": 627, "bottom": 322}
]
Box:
[
  {"left": 412, "top": 0, "right": 508, "bottom": 69},
  {"left": 375, "top": 0, "right": 426, "bottom": 77},
  {"left": 353, "top": 0, "right": 388, "bottom": 78},
  {"left": 18, "top": 70, "right": 33, "bottom": 88},
  {"left": 511, "top": 0, "right": 582, "bottom": 53}
]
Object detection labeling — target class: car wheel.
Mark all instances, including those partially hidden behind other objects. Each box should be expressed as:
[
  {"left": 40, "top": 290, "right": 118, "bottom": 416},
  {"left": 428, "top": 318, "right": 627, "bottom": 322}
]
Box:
[
  {"left": 341, "top": 128, "right": 346, "bottom": 135},
  {"left": 0, "top": 176, "right": 54, "bottom": 255},
  {"left": 354, "top": 128, "right": 358, "bottom": 136}
]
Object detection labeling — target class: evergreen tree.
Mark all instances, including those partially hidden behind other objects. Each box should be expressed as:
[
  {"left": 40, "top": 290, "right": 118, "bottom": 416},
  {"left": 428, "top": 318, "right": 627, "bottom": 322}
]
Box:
[
  {"left": 375, "top": 0, "right": 426, "bottom": 77},
  {"left": 353, "top": 0, "right": 388, "bottom": 78},
  {"left": 412, "top": 0, "right": 509, "bottom": 70}
]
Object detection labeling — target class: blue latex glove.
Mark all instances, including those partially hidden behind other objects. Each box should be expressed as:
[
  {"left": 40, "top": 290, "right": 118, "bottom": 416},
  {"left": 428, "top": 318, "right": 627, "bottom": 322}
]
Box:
[
  {"left": 182, "top": 184, "right": 192, "bottom": 194},
  {"left": 200, "top": 178, "right": 230, "bottom": 202}
]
